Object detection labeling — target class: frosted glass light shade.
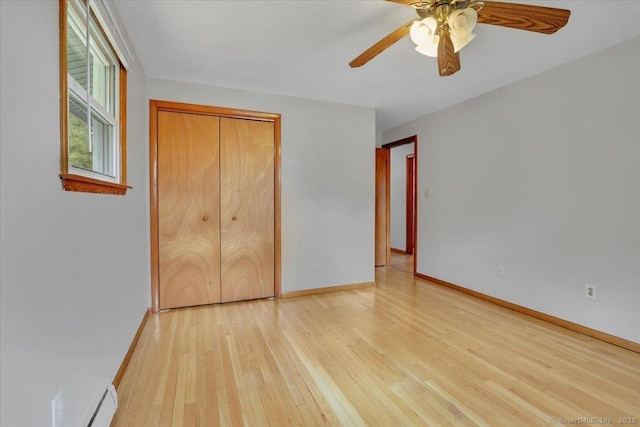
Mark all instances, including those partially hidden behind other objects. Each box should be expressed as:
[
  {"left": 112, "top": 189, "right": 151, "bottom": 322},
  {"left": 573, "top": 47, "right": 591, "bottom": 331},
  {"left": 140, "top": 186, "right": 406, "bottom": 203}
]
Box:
[
  {"left": 410, "top": 17, "right": 439, "bottom": 57},
  {"left": 447, "top": 8, "right": 478, "bottom": 52},
  {"left": 451, "top": 31, "right": 476, "bottom": 52},
  {"left": 409, "top": 17, "right": 438, "bottom": 46},
  {"left": 415, "top": 38, "right": 439, "bottom": 57},
  {"left": 448, "top": 8, "right": 478, "bottom": 37}
]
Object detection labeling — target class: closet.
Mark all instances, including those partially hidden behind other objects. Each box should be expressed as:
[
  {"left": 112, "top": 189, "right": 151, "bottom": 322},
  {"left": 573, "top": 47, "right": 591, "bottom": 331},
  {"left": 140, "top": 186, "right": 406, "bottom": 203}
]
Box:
[{"left": 150, "top": 100, "right": 280, "bottom": 310}]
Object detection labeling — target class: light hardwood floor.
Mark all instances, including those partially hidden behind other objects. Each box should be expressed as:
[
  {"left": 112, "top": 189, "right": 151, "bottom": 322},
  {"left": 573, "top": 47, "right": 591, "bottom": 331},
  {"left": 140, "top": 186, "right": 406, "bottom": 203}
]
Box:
[{"left": 113, "top": 254, "right": 640, "bottom": 426}]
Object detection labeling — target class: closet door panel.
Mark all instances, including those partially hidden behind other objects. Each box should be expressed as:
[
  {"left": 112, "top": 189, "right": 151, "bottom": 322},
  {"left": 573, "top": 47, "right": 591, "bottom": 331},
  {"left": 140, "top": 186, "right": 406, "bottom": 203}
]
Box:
[
  {"left": 220, "top": 118, "right": 275, "bottom": 302},
  {"left": 158, "top": 111, "right": 221, "bottom": 309}
]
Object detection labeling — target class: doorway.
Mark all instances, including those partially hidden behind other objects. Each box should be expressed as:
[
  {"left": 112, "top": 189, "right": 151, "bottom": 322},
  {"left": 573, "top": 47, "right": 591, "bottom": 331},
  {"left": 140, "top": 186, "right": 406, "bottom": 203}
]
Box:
[{"left": 374, "top": 136, "right": 418, "bottom": 276}]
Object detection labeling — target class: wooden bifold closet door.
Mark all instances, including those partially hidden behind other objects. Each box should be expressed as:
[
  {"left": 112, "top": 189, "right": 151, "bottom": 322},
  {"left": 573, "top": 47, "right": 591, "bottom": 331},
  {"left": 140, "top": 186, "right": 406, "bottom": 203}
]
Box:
[
  {"left": 220, "top": 118, "right": 275, "bottom": 303},
  {"left": 155, "top": 107, "right": 276, "bottom": 310},
  {"left": 158, "top": 111, "right": 221, "bottom": 309}
]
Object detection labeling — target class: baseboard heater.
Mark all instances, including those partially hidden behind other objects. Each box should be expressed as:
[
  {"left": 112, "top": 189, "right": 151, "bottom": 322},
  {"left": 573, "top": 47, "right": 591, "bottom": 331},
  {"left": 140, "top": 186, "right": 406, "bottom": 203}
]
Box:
[{"left": 87, "top": 385, "right": 117, "bottom": 427}]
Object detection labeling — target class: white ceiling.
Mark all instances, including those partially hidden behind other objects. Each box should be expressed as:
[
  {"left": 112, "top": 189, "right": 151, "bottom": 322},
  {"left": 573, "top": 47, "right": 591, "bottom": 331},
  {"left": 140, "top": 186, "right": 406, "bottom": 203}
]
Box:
[{"left": 114, "top": 0, "right": 640, "bottom": 133}]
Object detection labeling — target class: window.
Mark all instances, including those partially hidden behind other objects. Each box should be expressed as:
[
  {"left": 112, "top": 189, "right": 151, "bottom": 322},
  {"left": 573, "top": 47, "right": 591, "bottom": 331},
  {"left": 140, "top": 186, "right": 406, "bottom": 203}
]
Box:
[{"left": 59, "top": 0, "right": 131, "bottom": 195}]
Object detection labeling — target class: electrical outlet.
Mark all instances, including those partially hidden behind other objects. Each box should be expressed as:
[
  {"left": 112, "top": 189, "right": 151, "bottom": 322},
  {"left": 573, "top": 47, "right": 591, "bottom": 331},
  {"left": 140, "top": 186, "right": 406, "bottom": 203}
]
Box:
[
  {"left": 497, "top": 264, "right": 505, "bottom": 277},
  {"left": 52, "top": 389, "right": 64, "bottom": 427},
  {"left": 585, "top": 284, "right": 597, "bottom": 301}
]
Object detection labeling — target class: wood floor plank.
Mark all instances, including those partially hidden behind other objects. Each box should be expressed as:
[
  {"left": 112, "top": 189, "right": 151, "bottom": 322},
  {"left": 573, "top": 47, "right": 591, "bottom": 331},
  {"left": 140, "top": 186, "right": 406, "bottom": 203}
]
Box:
[{"left": 112, "top": 253, "right": 640, "bottom": 426}]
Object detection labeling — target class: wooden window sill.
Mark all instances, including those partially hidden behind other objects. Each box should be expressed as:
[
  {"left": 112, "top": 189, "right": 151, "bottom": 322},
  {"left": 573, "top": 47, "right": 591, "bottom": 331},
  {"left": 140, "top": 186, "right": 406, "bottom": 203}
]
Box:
[{"left": 60, "top": 174, "right": 132, "bottom": 195}]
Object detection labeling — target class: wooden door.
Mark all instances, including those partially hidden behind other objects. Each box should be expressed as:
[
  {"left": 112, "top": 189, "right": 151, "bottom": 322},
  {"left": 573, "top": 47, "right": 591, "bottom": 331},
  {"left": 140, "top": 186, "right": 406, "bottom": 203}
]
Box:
[
  {"left": 220, "top": 118, "right": 275, "bottom": 302},
  {"left": 375, "top": 148, "right": 390, "bottom": 266},
  {"left": 158, "top": 111, "right": 221, "bottom": 309}
]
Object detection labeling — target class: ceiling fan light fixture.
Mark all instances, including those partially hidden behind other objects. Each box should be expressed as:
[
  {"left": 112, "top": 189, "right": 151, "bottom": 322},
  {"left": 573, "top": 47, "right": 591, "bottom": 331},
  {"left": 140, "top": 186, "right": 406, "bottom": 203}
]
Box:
[{"left": 409, "top": 17, "right": 438, "bottom": 46}]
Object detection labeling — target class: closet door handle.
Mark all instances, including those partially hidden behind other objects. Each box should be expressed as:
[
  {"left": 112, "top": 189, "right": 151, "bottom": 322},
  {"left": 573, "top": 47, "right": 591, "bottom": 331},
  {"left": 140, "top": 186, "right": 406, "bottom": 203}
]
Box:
[
  {"left": 202, "top": 216, "right": 209, "bottom": 221},
  {"left": 232, "top": 216, "right": 238, "bottom": 221}
]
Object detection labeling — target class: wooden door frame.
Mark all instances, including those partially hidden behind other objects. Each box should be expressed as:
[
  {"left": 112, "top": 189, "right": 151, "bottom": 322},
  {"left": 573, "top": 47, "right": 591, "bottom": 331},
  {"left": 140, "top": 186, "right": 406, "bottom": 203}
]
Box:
[
  {"left": 380, "top": 135, "right": 418, "bottom": 275},
  {"left": 149, "top": 100, "right": 282, "bottom": 312},
  {"left": 375, "top": 148, "right": 391, "bottom": 266},
  {"left": 406, "top": 154, "right": 415, "bottom": 255}
]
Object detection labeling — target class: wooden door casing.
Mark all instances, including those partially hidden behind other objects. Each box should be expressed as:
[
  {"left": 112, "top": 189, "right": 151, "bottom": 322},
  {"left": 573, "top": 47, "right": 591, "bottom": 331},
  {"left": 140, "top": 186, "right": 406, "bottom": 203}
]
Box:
[
  {"left": 157, "top": 111, "right": 221, "bottom": 309},
  {"left": 375, "top": 148, "right": 390, "bottom": 266},
  {"left": 406, "top": 154, "right": 415, "bottom": 255},
  {"left": 381, "top": 135, "right": 418, "bottom": 276},
  {"left": 220, "top": 118, "right": 275, "bottom": 302}
]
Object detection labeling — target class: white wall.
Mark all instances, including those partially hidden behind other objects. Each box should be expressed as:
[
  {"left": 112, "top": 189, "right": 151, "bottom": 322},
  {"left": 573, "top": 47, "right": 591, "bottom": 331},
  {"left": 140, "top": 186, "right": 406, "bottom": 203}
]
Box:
[
  {"left": 0, "top": 1, "right": 150, "bottom": 426},
  {"left": 1, "top": 3, "right": 375, "bottom": 423},
  {"left": 390, "top": 144, "right": 414, "bottom": 250},
  {"left": 383, "top": 37, "right": 640, "bottom": 343},
  {"left": 146, "top": 78, "right": 376, "bottom": 293}
]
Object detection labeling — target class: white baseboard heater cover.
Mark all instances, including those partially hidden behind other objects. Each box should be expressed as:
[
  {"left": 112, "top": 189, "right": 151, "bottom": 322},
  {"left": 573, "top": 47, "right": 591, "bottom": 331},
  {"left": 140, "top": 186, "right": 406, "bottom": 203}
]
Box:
[{"left": 87, "top": 384, "right": 117, "bottom": 427}]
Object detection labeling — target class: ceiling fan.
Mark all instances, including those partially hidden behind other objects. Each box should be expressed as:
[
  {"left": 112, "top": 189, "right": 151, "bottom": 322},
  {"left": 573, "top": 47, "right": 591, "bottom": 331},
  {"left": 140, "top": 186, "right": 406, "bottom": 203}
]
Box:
[{"left": 349, "top": 0, "right": 570, "bottom": 76}]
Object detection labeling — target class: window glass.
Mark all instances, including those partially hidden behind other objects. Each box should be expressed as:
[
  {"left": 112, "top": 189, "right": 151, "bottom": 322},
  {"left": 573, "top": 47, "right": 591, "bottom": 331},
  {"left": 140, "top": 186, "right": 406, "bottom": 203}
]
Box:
[
  {"left": 68, "top": 96, "right": 92, "bottom": 170},
  {"left": 66, "top": 0, "right": 119, "bottom": 179},
  {"left": 67, "top": 15, "right": 88, "bottom": 92}
]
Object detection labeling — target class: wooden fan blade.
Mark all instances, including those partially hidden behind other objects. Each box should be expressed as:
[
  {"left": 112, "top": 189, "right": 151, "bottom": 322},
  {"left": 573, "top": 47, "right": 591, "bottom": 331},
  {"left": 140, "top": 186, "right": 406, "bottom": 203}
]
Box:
[
  {"left": 477, "top": 1, "right": 570, "bottom": 34},
  {"left": 349, "top": 21, "right": 414, "bottom": 68},
  {"left": 437, "top": 30, "right": 461, "bottom": 76}
]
